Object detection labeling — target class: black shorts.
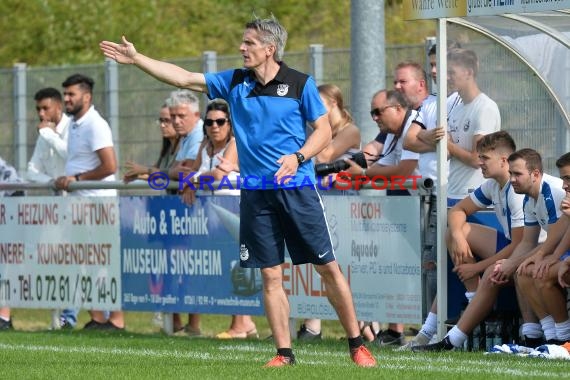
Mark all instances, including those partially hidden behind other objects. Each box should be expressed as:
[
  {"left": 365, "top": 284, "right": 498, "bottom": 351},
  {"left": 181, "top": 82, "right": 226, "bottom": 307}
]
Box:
[{"left": 239, "top": 186, "right": 335, "bottom": 268}]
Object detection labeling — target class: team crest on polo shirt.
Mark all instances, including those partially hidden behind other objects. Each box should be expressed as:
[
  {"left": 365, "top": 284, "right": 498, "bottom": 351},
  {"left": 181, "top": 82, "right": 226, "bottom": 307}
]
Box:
[
  {"left": 240, "top": 244, "right": 249, "bottom": 261},
  {"left": 276, "top": 84, "right": 289, "bottom": 96}
]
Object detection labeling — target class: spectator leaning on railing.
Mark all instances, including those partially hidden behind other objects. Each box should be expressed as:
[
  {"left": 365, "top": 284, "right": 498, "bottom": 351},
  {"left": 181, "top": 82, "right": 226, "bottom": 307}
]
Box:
[
  {"left": 27, "top": 87, "right": 78, "bottom": 330},
  {"left": 54, "top": 73, "right": 122, "bottom": 331},
  {"left": 123, "top": 102, "right": 181, "bottom": 190},
  {"left": 163, "top": 89, "right": 204, "bottom": 337}
]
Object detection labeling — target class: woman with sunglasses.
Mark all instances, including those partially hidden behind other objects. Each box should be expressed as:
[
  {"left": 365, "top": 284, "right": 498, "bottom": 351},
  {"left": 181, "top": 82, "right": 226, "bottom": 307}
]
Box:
[
  {"left": 180, "top": 99, "right": 239, "bottom": 204},
  {"left": 180, "top": 99, "right": 258, "bottom": 339}
]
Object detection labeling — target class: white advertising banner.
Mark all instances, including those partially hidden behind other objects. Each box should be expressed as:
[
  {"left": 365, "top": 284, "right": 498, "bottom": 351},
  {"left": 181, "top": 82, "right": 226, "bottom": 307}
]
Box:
[
  {"left": 286, "top": 195, "right": 422, "bottom": 324},
  {"left": 0, "top": 197, "right": 121, "bottom": 310},
  {"left": 404, "top": 0, "right": 570, "bottom": 20}
]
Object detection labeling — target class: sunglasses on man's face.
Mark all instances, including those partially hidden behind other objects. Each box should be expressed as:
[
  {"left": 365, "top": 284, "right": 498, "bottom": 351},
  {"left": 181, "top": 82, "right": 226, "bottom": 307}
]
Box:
[
  {"left": 204, "top": 118, "right": 228, "bottom": 127},
  {"left": 369, "top": 104, "right": 397, "bottom": 118}
]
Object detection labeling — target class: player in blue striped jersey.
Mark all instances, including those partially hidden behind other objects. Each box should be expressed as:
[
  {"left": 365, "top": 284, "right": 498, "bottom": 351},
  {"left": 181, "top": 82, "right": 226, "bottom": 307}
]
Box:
[
  {"left": 411, "top": 132, "right": 527, "bottom": 350},
  {"left": 517, "top": 152, "right": 570, "bottom": 345}
]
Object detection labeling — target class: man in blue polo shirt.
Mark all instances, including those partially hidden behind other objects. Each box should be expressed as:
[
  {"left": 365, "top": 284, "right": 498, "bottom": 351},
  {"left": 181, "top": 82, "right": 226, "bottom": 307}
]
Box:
[{"left": 100, "top": 16, "right": 376, "bottom": 368}]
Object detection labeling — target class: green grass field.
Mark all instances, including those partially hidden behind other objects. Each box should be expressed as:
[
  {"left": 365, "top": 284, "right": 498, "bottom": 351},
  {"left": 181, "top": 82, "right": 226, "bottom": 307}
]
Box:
[{"left": 0, "top": 310, "right": 568, "bottom": 379}]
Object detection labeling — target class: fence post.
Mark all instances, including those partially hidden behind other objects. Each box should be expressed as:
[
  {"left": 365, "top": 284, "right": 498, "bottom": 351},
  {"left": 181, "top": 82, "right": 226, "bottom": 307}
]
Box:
[
  {"left": 425, "top": 36, "right": 436, "bottom": 94},
  {"left": 105, "top": 59, "right": 120, "bottom": 164},
  {"left": 202, "top": 51, "right": 217, "bottom": 105},
  {"left": 350, "top": 0, "right": 385, "bottom": 146},
  {"left": 13, "top": 63, "right": 27, "bottom": 174},
  {"left": 309, "top": 44, "right": 324, "bottom": 85}
]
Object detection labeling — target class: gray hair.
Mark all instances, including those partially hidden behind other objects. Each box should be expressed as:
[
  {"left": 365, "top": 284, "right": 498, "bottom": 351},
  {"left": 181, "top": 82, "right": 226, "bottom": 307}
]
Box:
[
  {"left": 386, "top": 89, "right": 410, "bottom": 109},
  {"left": 165, "top": 89, "right": 200, "bottom": 113},
  {"left": 246, "top": 16, "right": 288, "bottom": 61}
]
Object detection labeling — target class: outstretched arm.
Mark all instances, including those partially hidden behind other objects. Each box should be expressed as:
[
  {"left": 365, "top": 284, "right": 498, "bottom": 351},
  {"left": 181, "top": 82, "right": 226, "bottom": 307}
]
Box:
[{"left": 100, "top": 36, "right": 208, "bottom": 93}]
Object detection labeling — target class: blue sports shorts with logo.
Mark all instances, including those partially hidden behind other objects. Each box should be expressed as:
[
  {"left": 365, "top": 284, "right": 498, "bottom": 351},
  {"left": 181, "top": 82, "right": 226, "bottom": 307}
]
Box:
[{"left": 239, "top": 186, "right": 335, "bottom": 269}]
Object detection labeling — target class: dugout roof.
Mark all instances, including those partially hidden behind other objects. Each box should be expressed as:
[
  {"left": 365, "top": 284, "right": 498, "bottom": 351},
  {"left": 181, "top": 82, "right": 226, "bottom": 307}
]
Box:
[{"left": 445, "top": 10, "right": 570, "bottom": 169}]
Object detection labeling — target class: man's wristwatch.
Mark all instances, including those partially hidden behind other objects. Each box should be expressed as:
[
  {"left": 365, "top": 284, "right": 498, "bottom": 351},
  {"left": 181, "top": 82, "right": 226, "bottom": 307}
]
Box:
[
  {"left": 74, "top": 174, "right": 81, "bottom": 181},
  {"left": 294, "top": 151, "right": 305, "bottom": 165}
]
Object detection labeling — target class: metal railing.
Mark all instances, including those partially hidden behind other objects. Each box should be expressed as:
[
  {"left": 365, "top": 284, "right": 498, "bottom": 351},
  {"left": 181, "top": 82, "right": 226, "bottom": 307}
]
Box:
[{"left": 0, "top": 177, "right": 434, "bottom": 194}]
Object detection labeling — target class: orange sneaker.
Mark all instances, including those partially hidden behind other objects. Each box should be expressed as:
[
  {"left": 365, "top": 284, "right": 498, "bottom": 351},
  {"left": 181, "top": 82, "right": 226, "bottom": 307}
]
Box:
[
  {"left": 350, "top": 345, "right": 376, "bottom": 367},
  {"left": 263, "top": 355, "right": 295, "bottom": 367}
]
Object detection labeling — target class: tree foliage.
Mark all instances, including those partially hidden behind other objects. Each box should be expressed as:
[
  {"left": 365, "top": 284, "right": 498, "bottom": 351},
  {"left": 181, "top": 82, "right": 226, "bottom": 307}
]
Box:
[{"left": 0, "top": 0, "right": 434, "bottom": 68}]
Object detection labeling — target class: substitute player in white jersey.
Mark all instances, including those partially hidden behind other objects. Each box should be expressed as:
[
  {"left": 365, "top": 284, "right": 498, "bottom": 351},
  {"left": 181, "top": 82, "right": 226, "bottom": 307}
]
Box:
[
  {"left": 414, "top": 147, "right": 565, "bottom": 351},
  {"left": 520, "top": 173, "right": 565, "bottom": 231},
  {"left": 446, "top": 48, "right": 501, "bottom": 203},
  {"left": 517, "top": 152, "right": 570, "bottom": 345},
  {"left": 405, "top": 131, "right": 524, "bottom": 349}
]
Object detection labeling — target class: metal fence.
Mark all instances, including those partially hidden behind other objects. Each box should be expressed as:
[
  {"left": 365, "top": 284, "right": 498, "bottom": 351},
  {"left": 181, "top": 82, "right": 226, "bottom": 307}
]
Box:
[{"left": 0, "top": 33, "right": 567, "bottom": 179}]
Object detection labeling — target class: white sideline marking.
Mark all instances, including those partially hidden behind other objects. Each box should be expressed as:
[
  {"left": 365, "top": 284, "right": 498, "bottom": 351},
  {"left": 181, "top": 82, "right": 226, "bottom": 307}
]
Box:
[{"left": 0, "top": 343, "right": 214, "bottom": 360}]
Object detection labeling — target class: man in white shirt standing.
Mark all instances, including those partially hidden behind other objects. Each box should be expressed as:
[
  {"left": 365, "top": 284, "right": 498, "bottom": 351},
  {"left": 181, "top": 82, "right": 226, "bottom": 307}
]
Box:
[
  {"left": 446, "top": 48, "right": 501, "bottom": 204},
  {"left": 27, "top": 87, "right": 78, "bottom": 329},
  {"left": 54, "top": 73, "right": 122, "bottom": 330},
  {"left": 55, "top": 74, "right": 117, "bottom": 196},
  {"left": 27, "top": 88, "right": 70, "bottom": 186}
]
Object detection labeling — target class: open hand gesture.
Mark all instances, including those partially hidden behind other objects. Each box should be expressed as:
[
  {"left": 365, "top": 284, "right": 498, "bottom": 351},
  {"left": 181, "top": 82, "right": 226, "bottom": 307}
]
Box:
[{"left": 99, "top": 36, "right": 137, "bottom": 64}]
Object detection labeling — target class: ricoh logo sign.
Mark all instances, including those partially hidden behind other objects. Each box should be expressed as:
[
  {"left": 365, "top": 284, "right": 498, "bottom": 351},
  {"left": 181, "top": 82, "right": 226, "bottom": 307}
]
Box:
[{"left": 350, "top": 202, "right": 381, "bottom": 219}]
